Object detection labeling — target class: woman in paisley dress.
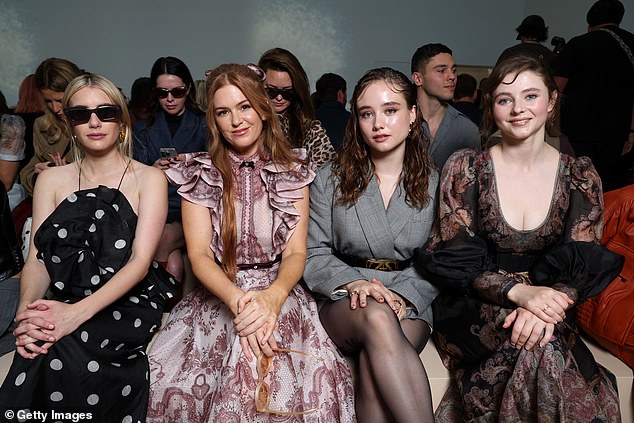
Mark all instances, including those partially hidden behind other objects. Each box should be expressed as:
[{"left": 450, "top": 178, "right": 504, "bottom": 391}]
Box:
[
  {"left": 0, "top": 74, "right": 176, "bottom": 422},
  {"left": 258, "top": 48, "right": 335, "bottom": 167},
  {"left": 420, "top": 54, "right": 623, "bottom": 422},
  {"left": 147, "top": 63, "right": 355, "bottom": 422}
]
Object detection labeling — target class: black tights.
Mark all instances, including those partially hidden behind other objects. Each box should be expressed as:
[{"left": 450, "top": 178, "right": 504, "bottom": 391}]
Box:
[{"left": 320, "top": 298, "right": 434, "bottom": 423}]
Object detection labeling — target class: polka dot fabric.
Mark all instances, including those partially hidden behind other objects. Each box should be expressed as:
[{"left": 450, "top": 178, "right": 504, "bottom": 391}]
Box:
[{"left": 0, "top": 186, "right": 176, "bottom": 422}]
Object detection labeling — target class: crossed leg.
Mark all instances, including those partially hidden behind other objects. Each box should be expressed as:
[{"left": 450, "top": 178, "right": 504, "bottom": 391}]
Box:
[{"left": 320, "top": 298, "right": 434, "bottom": 422}]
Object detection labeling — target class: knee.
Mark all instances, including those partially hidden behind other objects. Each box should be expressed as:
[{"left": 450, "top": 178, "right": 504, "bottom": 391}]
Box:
[{"left": 360, "top": 301, "right": 400, "bottom": 341}]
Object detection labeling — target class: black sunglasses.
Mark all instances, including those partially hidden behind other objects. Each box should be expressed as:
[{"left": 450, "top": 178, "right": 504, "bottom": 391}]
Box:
[
  {"left": 154, "top": 86, "right": 189, "bottom": 99},
  {"left": 265, "top": 86, "right": 295, "bottom": 101},
  {"left": 64, "top": 105, "right": 122, "bottom": 126}
]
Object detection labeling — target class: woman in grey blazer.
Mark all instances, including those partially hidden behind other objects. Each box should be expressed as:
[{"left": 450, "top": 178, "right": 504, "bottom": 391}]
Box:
[{"left": 304, "top": 68, "right": 438, "bottom": 423}]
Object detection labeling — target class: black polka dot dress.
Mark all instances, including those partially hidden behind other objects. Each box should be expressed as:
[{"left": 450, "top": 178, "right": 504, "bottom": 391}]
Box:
[{"left": 0, "top": 186, "right": 176, "bottom": 422}]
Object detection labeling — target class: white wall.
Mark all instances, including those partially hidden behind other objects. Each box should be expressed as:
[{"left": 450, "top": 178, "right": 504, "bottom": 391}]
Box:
[{"left": 1, "top": 0, "right": 632, "bottom": 107}]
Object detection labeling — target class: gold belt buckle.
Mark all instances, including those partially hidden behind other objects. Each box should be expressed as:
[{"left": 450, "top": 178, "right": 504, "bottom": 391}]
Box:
[{"left": 366, "top": 259, "right": 397, "bottom": 271}]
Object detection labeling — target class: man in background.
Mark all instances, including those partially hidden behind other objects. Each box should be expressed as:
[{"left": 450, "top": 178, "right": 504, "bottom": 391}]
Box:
[
  {"left": 554, "top": 0, "right": 634, "bottom": 190},
  {"left": 452, "top": 73, "right": 482, "bottom": 127},
  {"left": 497, "top": 15, "right": 557, "bottom": 72},
  {"left": 315, "top": 73, "right": 351, "bottom": 151},
  {"left": 411, "top": 43, "right": 480, "bottom": 169}
]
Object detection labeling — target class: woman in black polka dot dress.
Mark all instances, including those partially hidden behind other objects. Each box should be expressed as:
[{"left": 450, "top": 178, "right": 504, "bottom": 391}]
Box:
[{"left": 0, "top": 74, "right": 176, "bottom": 422}]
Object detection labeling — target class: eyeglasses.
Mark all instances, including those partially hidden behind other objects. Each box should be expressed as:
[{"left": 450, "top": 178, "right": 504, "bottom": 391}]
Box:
[
  {"left": 64, "top": 105, "right": 122, "bottom": 126},
  {"left": 255, "top": 347, "right": 323, "bottom": 415},
  {"left": 154, "top": 86, "right": 189, "bottom": 99},
  {"left": 265, "top": 86, "right": 295, "bottom": 101}
]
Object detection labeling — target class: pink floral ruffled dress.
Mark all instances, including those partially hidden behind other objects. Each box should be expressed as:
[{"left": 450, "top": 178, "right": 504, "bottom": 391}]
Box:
[{"left": 147, "top": 149, "right": 356, "bottom": 422}]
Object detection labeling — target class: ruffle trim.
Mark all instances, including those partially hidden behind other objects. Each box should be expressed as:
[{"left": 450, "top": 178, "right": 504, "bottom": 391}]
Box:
[{"left": 164, "top": 150, "right": 315, "bottom": 258}]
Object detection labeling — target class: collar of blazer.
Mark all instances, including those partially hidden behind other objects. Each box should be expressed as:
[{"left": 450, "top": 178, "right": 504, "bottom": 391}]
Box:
[{"left": 353, "top": 175, "right": 415, "bottom": 259}]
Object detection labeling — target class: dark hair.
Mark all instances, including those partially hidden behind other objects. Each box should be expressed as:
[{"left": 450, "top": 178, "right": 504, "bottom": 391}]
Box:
[
  {"left": 481, "top": 54, "right": 560, "bottom": 145},
  {"left": 516, "top": 15, "right": 548, "bottom": 42},
  {"left": 454, "top": 73, "right": 477, "bottom": 100},
  {"left": 147, "top": 56, "right": 201, "bottom": 126},
  {"left": 411, "top": 43, "right": 453, "bottom": 74},
  {"left": 205, "top": 63, "right": 301, "bottom": 280},
  {"left": 316, "top": 73, "right": 346, "bottom": 103},
  {"left": 333, "top": 67, "right": 433, "bottom": 209},
  {"left": 0, "top": 91, "right": 8, "bottom": 114},
  {"left": 128, "top": 77, "right": 153, "bottom": 123},
  {"left": 587, "top": 0, "right": 624, "bottom": 26},
  {"left": 258, "top": 47, "right": 314, "bottom": 147}
]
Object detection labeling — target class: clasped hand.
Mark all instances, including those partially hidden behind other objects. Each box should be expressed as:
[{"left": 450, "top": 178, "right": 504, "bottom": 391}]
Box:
[
  {"left": 14, "top": 300, "right": 81, "bottom": 359},
  {"left": 234, "top": 287, "right": 284, "bottom": 361},
  {"left": 345, "top": 279, "right": 407, "bottom": 320},
  {"left": 507, "top": 284, "right": 573, "bottom": 324}
]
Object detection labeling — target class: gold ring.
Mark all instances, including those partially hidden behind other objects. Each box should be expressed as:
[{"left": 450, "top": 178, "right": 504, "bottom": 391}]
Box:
[{"left": 543, "top": 305, "right": 550, "bottom": 311}]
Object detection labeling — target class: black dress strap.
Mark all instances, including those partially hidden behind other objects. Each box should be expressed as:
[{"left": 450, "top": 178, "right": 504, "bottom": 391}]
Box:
[
  {"left": 78, "top": 159, "right": 132, "bottom": 191},
  {"left": 116, "top": 160, "right": 132, "bottom": 191}
]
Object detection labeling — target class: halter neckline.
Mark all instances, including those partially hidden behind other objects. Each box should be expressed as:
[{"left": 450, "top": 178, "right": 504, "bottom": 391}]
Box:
[{"left": 78, "top": 159, "right": 132, "bottom": 191}]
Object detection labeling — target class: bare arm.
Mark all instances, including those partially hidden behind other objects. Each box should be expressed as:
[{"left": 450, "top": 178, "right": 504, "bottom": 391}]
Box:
[
  {"left": 17, "top": 165, "right": 169, "bottom": 351},
  {"left": 234, "top": 187, "right": 310, "bottom": 332},
  {"left": 181, "top": 198, "right": 245, "bottom": 314}
]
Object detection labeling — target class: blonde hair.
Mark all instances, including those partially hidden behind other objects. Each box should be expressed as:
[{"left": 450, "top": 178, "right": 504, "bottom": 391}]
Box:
[{"left": 62, "top": 73, "right": 133, "bottom": 163}]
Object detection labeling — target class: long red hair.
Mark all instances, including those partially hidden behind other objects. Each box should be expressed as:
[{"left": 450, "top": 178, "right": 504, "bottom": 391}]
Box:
[{"left": 205, "top": 64, "right": 302, "bottom": 280}]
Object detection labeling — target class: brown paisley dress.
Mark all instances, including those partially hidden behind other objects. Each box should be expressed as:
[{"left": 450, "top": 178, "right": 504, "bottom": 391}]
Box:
[
  {"left": 420, "top": 149, "right": 623, "bottom": 422},
  {"left": 146, "top": 150, "right": 356, "bottom": 422}
]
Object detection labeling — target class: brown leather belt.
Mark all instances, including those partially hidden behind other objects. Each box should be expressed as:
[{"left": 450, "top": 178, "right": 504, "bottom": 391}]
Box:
[{"left": 335, "top": 253, "right": 411, "bottom": 271}]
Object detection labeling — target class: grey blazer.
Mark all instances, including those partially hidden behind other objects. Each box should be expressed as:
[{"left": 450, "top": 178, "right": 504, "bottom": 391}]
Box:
[{"left": 304, "top": 163, "right": 439, "bottom": 324}]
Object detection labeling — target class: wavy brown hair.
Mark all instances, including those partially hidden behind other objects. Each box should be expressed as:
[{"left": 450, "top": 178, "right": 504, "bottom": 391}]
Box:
[
  {"left": 34, "top": 57, "right": 82, "bottom": 143},
  {"left": 258, "top": 48, "right": 315, "bottom": 148},
  {"left": 205, "top": 63, "right": 302, "bottom": 280},
  {"left": 333, "top": 67, "right": 433, "bottom": 209},
  {"left": 481, "top": 53, "right": 560, "bottom": 147}
]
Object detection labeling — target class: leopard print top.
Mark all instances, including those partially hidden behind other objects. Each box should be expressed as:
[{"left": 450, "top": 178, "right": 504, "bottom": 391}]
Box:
[{"left": 278, "top": 114, "right": 335, "bottom": 168}]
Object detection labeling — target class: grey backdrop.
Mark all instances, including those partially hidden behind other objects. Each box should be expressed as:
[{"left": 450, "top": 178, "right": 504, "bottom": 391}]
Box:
[{"left": 1, "top": 0, "right": 632, "bottom": 107}]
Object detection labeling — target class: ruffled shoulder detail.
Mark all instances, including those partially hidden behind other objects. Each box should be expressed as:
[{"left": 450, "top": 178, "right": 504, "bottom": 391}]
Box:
[
  {"left": 164, "top": 152, "right": 224, "bottom": 257},
  {"left": 164, "top": 152, "right": 224, "bottom": 209},
  {"left": 260, "top": 148, "right": 316, "bottom": 253}
]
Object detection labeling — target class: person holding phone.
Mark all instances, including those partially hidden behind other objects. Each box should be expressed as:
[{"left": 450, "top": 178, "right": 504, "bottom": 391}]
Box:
[{"left": 133, "top": 56, "right": 208, "bottom": 285}]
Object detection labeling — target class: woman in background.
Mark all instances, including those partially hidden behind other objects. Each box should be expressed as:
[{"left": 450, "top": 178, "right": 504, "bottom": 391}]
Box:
[
  {"left": 133, "top": 56, "right": 207, "bottom": 283},
  {"left": 258, "top": 47, "right": 335, "bottom": 167},
  {"left": 0, "top": 114, "right": 26, "bottom": 209},
  {"left": 421, "top": 54, "right": 622, "bottom": 422},
  {"left": 0, "top": 73, "right": 175, "bottom": 422},
  {"left": 19, "top": 58, "right": 82, "bottom": 197},
  {"left": 14, "top": 74, "right": 46, "bottom": 169},
  {"left": 147, "top": 63, "right": 355, "bottom": 422},
  {"left": 304, "top": 67, "right": 438, "bottom": 423}
]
